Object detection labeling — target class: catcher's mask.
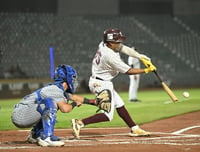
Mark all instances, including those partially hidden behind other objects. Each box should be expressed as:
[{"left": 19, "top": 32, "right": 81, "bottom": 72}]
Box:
[
  {"left": 103, "top": 28, "right": 126, "bottom": 43},
  {"left": 54, "top": 64, "right": 77, "bottom": 93}
]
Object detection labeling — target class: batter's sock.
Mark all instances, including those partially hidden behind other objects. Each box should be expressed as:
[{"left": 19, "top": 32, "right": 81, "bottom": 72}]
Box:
[
  {"left": 116, "top": 106, "right": 136, "bottom": 128},
  {"left": 82, "top": 113, "right": 109, "bottom": 125}
]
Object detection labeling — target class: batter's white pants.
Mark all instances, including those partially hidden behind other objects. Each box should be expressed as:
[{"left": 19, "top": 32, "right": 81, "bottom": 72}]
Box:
[{"left": 89, "top": 77, "right": 124, "bottom": 121}]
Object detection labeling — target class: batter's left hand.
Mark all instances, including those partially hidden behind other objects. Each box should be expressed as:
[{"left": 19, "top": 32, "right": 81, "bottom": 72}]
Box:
[{"left": 140, "top": 57, "right": 153, "bottom": 68}]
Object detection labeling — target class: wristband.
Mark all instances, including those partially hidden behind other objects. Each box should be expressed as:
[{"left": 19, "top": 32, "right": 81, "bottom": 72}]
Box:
[
  {"left": 83, "top": 98, "right": 90, "bottom": 104},
  {"left": 71, "top": 102, "right": 77, "bottom": 109},
  {"left": 83, "top": 98, "right": 96, "bottom": 105}
]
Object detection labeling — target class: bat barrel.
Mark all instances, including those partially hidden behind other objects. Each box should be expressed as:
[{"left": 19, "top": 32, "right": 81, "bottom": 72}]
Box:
[{"left": 154, "top": 71, "right": 178, "bottom": 102}]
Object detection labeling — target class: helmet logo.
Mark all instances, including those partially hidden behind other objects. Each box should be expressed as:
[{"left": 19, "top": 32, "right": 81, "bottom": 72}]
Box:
[{"left": 107, "top": 34, "right": 114, "bottom": 40}]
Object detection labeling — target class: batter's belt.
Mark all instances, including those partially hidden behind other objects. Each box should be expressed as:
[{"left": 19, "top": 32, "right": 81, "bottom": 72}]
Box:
[{"left": 91, "top": 76, "right": 104, "bottom": 81}]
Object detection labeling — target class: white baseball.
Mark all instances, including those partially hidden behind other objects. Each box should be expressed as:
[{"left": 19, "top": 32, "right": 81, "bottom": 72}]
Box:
[{"left": 183, "top": 91, "right": 190, "bottom": 98}]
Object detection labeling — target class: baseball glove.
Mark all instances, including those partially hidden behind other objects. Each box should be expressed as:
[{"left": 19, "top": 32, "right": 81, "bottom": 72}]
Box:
[{"left": 95, "top": 89, "right": 112, "bottom": 113}]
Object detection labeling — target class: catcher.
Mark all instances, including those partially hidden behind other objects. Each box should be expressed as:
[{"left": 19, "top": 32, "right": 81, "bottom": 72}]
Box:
[
  {"left": 71, "top": 28, "right": 156, "bottom": 139},
  {"left": 11, "top": 64, "right": 100, "bottom": 147}
]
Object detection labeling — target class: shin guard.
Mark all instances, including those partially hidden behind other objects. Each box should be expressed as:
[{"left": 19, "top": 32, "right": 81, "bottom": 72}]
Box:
[{"left": 40, "top": 98, "right": 57, "bottom": 139}]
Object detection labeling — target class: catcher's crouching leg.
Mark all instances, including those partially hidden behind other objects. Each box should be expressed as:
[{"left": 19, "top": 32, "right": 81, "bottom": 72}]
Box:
[
  {"left": 40, "top": 98, "right": 57, "bottom": 139},
  {"left": 37, "top": 98, "right": 64, "bottom": 146}
]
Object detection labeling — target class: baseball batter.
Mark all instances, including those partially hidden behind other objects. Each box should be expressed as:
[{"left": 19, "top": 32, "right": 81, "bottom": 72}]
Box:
[
  {"left": 11, "top": 64, "right": 96, "bottom": 147},
  {"left": 128, "top": 56, "right": 141, "bottom": 101},
  {"left": 72, "top": 28, "right": 156, "bottom": 138}
]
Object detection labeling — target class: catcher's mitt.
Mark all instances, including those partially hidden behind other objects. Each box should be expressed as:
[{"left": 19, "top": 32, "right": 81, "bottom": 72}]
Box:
[{"left": 96, "top": 89, "right": 112, "bottom": 113}]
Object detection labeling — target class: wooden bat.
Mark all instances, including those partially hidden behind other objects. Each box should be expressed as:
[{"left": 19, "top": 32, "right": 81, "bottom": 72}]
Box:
[
  {"left": 153, "top": 71, "right": 178, "bottom": 102},
  {"left": 140, "top": 57, "right": 178, "bottom": 102}
]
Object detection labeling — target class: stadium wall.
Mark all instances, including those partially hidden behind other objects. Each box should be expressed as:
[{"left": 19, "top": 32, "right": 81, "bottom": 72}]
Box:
[{"left": 0, "top": 1, "right": 200, "bottom": 98}]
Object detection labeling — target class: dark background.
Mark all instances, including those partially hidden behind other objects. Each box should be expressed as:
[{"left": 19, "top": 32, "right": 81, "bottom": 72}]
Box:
[
  {"left": 0, "top": 0, "right": 199, "bottom": 15},
  {"left": 0, "top": 0, "right": 199, "bottom": 98}
]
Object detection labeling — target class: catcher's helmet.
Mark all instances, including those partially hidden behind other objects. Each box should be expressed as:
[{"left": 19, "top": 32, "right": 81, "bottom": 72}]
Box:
[
  {"left": 54, "top": 64, "right": 77, "bottom": 93},
  {"left": 103, "top": 28, "right": 126, "bottom": 43}
]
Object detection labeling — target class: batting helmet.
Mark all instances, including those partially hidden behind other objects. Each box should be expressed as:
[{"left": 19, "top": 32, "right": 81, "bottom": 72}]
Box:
[
  {"left": 54, "top": 64, "right": 77, "bottom": 93},
  {"left": 103, "top": 28, "right": 126, "bottom": 43}
]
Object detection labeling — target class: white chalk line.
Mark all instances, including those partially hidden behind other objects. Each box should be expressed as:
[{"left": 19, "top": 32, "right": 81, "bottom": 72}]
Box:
[
  {"left": 1, "top": 125, "right": 200, "bottom": 149},
  {"left": 172, "top": 125, "right": 200, "bottom": 134},
  {"left": 0, "top": 146, "right": 40, "bottom": 150},
  {"left": 62, "top": 130, "right": 200, "bottom": 146},
  {"left": 17, "top": 127, "right": 128, "bottom": 132}
]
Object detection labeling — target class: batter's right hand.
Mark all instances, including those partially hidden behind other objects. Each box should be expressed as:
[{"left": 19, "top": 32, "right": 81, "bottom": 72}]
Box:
[{"left": 144, "top": 64, "right": 157, "bottom": 73}]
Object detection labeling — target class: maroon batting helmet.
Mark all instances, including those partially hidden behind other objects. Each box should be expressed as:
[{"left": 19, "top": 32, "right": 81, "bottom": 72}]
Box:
[{"left": 103, "top": 28, "right": 126, "bottom": 43}]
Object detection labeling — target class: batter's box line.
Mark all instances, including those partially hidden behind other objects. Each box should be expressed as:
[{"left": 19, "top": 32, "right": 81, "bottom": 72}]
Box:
[
  {"left": 150, "top": 131, "right": 200, "bottom": 137},
  {"left": 60, "top": 133, "right": 129, "bottom": 141},
  {"left": 171, "top": 125, "right": 200, "bottom": 134},
  {"left": 18, "top": 127, "right": 128, "bottom": 132},
  {"left": 63, "top": 136, "right": 200, "bottom": 146},
  {"left": 78, "top": 133, "right": 128, "bottom": 138},
  {"left": 135, "top": 133, "right": 200, "bottom": 141},
  {"left": 0, "top": 146, "right": 40, "bottom": 150},
  {"left": 63, "top": 131, "right": 200, "bottom": 140}
]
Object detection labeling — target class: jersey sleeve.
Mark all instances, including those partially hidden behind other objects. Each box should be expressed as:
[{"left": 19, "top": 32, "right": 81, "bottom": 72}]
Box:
[
  {"left": 121, "top": 44, "right": 141, "bottom": 59},
  {"left": 107, "top": 52, "right": 131, "bottom": 73},
  {"left": 41, "top": 85, "right": 67, "bottom": 103}
]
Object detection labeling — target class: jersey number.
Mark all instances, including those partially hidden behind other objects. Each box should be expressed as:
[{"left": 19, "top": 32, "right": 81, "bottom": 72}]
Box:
[{"left": 94, "top": 51, "right": 102, "bottom": 65}]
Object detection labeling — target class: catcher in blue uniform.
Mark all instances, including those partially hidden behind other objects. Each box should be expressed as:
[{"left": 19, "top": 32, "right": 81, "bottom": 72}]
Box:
[{"left": 11, "top": 64, "right": 106, "bottom": 147}]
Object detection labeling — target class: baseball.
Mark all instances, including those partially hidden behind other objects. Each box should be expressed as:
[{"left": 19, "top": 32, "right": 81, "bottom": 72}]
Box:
[{"left": 183, "top": 91, "right": 190, "bottom": 98}]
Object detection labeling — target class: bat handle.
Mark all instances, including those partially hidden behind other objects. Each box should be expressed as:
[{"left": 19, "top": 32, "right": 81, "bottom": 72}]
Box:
[{"left": 153, "top": 71, "right": 162, "bottom": 83}]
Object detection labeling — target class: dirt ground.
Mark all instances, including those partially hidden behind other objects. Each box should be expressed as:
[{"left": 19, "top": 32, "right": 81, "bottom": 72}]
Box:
[{"left": 0, "top": 111, "right": 200, "bottom": 152}]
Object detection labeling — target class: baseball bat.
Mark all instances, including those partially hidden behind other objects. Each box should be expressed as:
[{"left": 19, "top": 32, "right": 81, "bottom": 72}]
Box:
[{"left": 153, "top": 71, "right": 178, "bottom": 102}]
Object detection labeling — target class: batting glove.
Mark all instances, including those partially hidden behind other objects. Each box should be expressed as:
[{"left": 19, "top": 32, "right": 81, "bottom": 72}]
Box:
[
  {"left": 144, "top": 64, "right": 157, "bottom": 73},
  {"left": 140, "top": 57, "right": 153, "bottom": 67}
]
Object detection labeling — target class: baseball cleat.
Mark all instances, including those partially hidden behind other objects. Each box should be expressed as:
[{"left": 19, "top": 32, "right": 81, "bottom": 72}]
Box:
[
  {"left": 129, "top": 126, "right": 151, "bottom": 137},
  {"left": 27, "top": 134, "right": 38, "bottom": 144},
  {"left": 37, "top": 137, "right": 64, "bottom": 147},
  {"left": 50, "top": 135, "right": 61, "bottom": 141},
  {"left": 27, "top": 130, "right": 39, "bottom": 143},
  {"left": 71, "top": 119, "right": 83, "bottom": 139},
  {"left": 27, "top": 131, "right": 60, "bottom": 144}
]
